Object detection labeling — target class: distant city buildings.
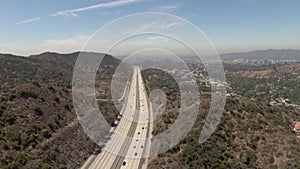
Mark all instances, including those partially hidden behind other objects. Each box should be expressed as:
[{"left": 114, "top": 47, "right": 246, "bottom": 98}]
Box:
[{"left": 224, "top": 58, "right": 297, "bottom": 65}]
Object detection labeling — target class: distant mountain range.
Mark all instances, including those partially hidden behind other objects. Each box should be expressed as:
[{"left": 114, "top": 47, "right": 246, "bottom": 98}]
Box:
[{"left": 220, "top": 49, "right": 300, "bottom": 61}]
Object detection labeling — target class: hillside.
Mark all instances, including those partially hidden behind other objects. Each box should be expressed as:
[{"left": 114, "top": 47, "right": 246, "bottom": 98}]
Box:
[
  {"left": 142, "top": 68, "right": 300, "bottom": 169},
  {"left": 146, "top": 95, "right": 300, "bottom": 169},
  {"left": 0, "top": 52, "right": 121, "bottom": 169},
  {"left": 0, "top": 82, "right": 97, "bottom": 168}
]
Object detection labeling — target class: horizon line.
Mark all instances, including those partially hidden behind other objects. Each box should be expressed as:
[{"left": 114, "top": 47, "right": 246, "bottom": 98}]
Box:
[{"left": 0, "top": 48, "right": 299, "bottom": 58}]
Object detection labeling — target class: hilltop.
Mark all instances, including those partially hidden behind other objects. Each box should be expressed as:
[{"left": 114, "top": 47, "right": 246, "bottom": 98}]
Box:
[{"left": 0, "top": 52, "right": 120, "bottom": 86}]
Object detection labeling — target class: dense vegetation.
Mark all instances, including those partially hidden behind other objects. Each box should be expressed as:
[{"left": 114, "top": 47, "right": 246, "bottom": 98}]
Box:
[
  {"left": 144, "top": 64, "right": 300, "bottom": 169},
  {"left": 0, "top": 83, "right": 96, "bottom": 168},
  {"left": 142, "top": 68, "right": 181, "bottom": 136},
  {"left": 0, "top": 52, "right": 121, "bottom": 168}
]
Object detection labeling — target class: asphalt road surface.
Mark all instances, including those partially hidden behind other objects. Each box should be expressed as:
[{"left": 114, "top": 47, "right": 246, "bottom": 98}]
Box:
[{"left": 82, "top": 66, "right": 153, "bottom": 169}]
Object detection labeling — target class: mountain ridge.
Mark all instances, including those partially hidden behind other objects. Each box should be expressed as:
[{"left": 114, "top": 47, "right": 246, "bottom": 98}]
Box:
[
  {"left": 0, "top": 52, "right": 120, "bottom": 86},
  {"left": 220, "top": 49, "right": 300, "bottom": 61}
]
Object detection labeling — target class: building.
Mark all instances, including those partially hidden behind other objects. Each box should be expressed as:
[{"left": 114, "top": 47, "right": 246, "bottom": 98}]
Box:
[{"left": 293, "top": 122, "right": 300, "bottom": 132}]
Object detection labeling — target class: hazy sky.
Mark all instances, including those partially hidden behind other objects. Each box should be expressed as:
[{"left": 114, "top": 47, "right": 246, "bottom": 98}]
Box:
[{"left": 0, "top": 0, "right": 299, "bottom": 56}]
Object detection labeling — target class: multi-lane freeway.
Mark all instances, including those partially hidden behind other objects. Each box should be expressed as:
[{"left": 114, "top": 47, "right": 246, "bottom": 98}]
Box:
[{"left": 82, "top": 66, "right": 153, "bottom": 169}]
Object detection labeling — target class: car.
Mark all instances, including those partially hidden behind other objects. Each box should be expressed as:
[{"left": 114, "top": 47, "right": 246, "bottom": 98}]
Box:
[{"left": 92, "top": 147, "right": 102, "bottom": 155}]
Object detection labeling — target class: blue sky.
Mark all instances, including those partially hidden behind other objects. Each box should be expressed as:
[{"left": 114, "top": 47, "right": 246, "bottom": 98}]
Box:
[{"left": 0, "top": 0, "right": 299, "bottom": 55}]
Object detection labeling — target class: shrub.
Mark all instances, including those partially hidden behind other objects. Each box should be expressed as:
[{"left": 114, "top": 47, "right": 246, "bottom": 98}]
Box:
[
  {"left": 42, "top": 149, "right": 56, "bottom": 162},
  {"left": 7, "top": 131, "right": 20, "bottom": 142},
  {"left": 0, "top": 140, "right": 8, "bottom": 150},
  {"left": 18, "top": 90, "right": 38, "bottom": 99},
  {"left": 25, "top": 124, "right": 37, "bottom": 134},
  {"left": 7, "top": 161, "right": 20, "bottom": 169},
  {"left": 240, "top": 150, "right": 256, "bottom": 165},
  {"left": 41, "top": 129, "right": 51, "bottom": 139},
  {"left": 63, "top": 104, "right": 70, "bottom": 111},
  {"left": 0, "top": 104, "right": 6, "bottom": 110},
  {"left": 31, "top": 80, "right": 40, "bottom": 86},
  {"left": 1, "top": 112, "right": 16, "bottom": 125},
  {"left": 0, "top": 96, "right": 8, "bottom": 102},
  {"left": 256, "top": 113, "right": 266, "bottom": 123},
  {"left": 32, "top": 106, "right": 43, "bottom": 116},
  {"left": 53, "top": 97, "right": 60, "bottom": 104},
  {"left": 21, "top": 133, "right": 36, "bottom": 148},
  {"left": 42, "top": 163, "right": 52, "bottom": 169},
  {"left": 58, "top": 164, "right": 67, "bottom": 169},
  {"left": 25, "top": 160, "right": 42, "bottom": 169},
  {"left": 7, "top": 131, "right": 20, "bottom": 149},
  {"left": 9, "top": 94, "right": 16, "bottom": 101},
  {"left": 16, "top": 153, "right": 29, "bottom": 165},
  {"left": 48, "top": 86, "right": 55, "bottom": 93}
]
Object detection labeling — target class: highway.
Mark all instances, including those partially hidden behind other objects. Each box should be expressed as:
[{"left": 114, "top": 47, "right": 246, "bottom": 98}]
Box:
[{"left": 82, "top": 66, "right": 153, "bottom": 169}]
